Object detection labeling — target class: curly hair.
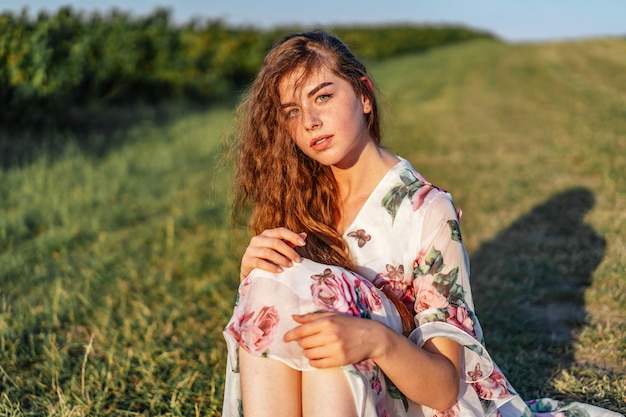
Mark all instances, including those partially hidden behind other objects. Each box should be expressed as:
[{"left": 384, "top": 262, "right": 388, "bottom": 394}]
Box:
[{"left": 231, "top": 30, "right": 382, "bottom": 270}]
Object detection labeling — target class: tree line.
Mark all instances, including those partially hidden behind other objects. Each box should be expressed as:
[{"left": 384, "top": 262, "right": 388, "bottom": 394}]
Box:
[{"left": 0, "top": 7, "right": 496, "bottom": 127}]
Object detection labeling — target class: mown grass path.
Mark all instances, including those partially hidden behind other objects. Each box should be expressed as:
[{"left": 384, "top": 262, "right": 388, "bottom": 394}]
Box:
[{"left": 1, "top": 38, "right": 625, "bottom": 415}]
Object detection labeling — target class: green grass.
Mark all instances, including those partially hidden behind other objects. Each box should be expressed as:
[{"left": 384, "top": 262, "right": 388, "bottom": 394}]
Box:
[{"left": 2, "top": 37, "right": 625, "bottom": 415}]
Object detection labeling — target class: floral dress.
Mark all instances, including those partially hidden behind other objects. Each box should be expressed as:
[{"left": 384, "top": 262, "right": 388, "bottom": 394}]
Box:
[{"left": 222, "top": 158, "right": 622, "bottom": 417}]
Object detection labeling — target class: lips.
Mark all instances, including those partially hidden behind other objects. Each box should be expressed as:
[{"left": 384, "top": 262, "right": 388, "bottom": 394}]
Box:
[{"left": 310, "top": 135, "right": 332, "bottom": 151}]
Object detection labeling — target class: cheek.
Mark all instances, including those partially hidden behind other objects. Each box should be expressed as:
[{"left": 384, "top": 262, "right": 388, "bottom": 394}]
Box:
[
  {"left": 284, "top": 118, "right": 297, "bottom": 135},
  {"left": 280, "top": 121, "right": 298, "bottom": 145},
  {"left": 288, "top": 127, "right": 307, "bottom": 150}
]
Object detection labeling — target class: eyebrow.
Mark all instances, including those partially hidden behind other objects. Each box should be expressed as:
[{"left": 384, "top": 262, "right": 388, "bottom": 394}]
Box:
[{"left": 280, "top": 82, "right": 334, "bottom": 108}]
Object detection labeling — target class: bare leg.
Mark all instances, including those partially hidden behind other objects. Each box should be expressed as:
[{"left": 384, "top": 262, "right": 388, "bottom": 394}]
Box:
[
  {"left": 302, "top": 368, "right": 357, "bottom": 417},
  {"left": 239, "top": 348, "right": 302, "bottom": 417}
]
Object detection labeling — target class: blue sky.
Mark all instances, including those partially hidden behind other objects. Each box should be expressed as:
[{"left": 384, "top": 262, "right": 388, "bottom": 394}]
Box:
[{"left": 3, "top": 0, "right": 625, "bottom": 42}]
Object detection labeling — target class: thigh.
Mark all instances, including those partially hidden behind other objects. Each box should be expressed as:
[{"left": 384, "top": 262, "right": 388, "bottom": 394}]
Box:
[
  {"left": 239, "top": 348, "right": 302, "bottom": 417},
  {"left": 302, "top": 368, "right": 357, "bottom": 417}
]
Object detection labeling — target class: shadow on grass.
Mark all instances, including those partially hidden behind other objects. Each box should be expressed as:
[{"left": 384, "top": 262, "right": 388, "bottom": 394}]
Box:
[
  {"left": 470, "top": 187, "right": 605, "bottom": 398},
  {"left": 0, "top": 97, "right": 239, "bottom": 170}
]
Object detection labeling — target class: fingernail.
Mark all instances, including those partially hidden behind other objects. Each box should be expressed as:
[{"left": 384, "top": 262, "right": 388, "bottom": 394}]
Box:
[
  {"left": 295, "top": 256, "right": 302, "bottom": 263},
  {"left": 297, "top": 239, "right": 306, "bottom": 246}
]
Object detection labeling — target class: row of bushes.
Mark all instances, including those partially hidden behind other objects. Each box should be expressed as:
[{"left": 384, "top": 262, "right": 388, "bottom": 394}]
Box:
[{"left": 0, "top": 7, "right": 496, "bottom": 127}]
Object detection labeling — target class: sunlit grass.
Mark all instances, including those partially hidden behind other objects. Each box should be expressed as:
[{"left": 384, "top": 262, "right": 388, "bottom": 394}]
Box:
[
  {"left": 373, "top": 37, "right": 625, "bottom": 410},
  {"left": 1, "top": 107, "right": 244, "bottom": 415},
  {"left": 1, "top": 38, "right": 625, "bottom": 415}
]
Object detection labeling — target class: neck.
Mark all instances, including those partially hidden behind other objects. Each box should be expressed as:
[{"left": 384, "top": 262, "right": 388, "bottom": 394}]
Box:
[
  {"left": 331, "top": 142, "right": 399, "bottom": 233},
  {"left": 332, "top": 143, "right": 398, "bottom": 197}
]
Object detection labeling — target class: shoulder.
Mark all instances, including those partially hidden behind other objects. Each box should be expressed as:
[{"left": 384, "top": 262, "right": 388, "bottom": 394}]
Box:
[{"left": 391, "top": 158, "right": 455, "bottom": 215}]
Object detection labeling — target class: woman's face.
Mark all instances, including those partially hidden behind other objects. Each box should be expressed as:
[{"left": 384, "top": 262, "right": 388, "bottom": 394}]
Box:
[{"left": 278, "top": 65, "right": 373, "bottom": 169}]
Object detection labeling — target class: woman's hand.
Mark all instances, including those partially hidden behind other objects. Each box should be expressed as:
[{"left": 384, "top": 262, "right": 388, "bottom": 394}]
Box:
[
  {"left": 285, "top": 312, "right": 462, "bottom": 411},
  {"left": 283, "top": 312, "right": 385, "bottom": 368},
  {"left": 240, "top": 227, "right": 307, "bottom": 281}
]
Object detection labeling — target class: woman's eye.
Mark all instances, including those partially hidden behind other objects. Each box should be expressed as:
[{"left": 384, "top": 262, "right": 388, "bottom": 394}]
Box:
[
  {"left": 317, "top": 94, "right": 331, "bottom": 103},
  {"left": 286, "top": 108, "right": 300, "bottom": 118}
]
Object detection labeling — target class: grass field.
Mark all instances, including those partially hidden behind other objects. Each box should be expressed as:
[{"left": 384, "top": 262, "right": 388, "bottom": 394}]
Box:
[{"left": 1, "top": 37, "right": 625, "bottom": 415}]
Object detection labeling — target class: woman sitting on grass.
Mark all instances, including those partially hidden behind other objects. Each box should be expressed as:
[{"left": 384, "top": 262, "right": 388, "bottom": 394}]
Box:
[{"left": 222, "top": 30, "right": 622, "bottom": 417}]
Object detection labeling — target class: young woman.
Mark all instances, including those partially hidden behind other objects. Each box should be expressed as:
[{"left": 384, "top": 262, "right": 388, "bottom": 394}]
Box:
[{"left": 222, "top": 30, "right": 622, "bottom": 417}]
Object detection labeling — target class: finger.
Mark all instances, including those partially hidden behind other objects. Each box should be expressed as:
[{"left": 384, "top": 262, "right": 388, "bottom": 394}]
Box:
[
  {"left": 250, "top": 235, "right": 303, "bottom": 263},
  {"left": 285, "top": 232, "right": 308, "bottom": 248},
  {"left": 283, "top": 313, "right": 334, "bottom": 342},
  {"left": 290, "top": 312, "right": 331, "bottom": 324},
  {"left": 260, "top": 228, "right": 307, "bottom": 248},
  {"left": 240, "top": 253, "right": 286, "bottom": 280},
  {"left": 283, "top": 325, "right": 307, "bottom": 343},
  {"left": 240, "top": 244, "right": 299, "bottom": 279},
  {"left": 307, "top": 356, "right": 339, "bottom": 369},
  {"left": 302, "top": 344, "right": 337, "bottom": 361},
  {"left": 240, "top": 229, "right": 308, "bottom": 278},
  {"left": 240, "top": 258, "right": 284, "bottom": 279},
  {"left": 302, "top": 343, "right": 351, "bottom": 369},
  {"left": 297, "top": 331, "right": 338, "bottom": 350},
  {"left": 283, "top": 321, "right": 320, "bottom": 343},
  {"left": 247, "top": 244, "right": 298, "bottom": 267}
]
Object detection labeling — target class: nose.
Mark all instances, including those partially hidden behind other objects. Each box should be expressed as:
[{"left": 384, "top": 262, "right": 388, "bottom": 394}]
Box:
[{"left": 303, "top": 107, "right": 322, "bottom": 130}]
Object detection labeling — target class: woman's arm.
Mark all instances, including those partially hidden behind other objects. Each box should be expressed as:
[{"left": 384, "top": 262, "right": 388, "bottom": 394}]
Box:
[
  {"left": 284, "top": 312, "right": 461, "bottom": 412},
  {"left": 372, "top": 322, "right": 462, "bottom": 411}
]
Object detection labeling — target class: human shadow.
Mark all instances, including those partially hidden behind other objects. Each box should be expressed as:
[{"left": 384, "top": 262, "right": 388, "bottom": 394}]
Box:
[{"left": 469, "top": 187, "right": 606, "bottom": 399}]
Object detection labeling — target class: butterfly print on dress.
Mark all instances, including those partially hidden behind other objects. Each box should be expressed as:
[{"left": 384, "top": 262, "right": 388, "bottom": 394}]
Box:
[{"left": 348, "top": 229, "right": 372, "bottom": 247}]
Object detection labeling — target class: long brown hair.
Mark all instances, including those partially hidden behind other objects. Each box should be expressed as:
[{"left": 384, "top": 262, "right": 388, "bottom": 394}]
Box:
[{"left": 231, "top": 30, "right": 381, "bottom": 270}]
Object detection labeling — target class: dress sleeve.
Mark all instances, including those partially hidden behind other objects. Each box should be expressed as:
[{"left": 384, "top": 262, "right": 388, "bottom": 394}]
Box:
[
  {"left": 223, "top": 269, "right": 316, "bottom": 372},
  {"left": 407, "top": 192, "right": 496, "bottom": 385},
  {"left": 223, "top": 259, "right": 400, "bottom": 373}
]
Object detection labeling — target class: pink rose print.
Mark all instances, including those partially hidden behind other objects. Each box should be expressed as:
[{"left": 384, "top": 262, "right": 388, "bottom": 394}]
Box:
[
  {"left": 413, "top": 249, "right": 427, "bottom": 271},
  {"left": 411, "top": 182, "right": 434, "bottom": 211},
  {"left": 353, "top": 360, "right": 386, "bottom": 417},
  {"left": 376, "top": 391, "right": 388, "bottom": 417},
  {"left": 310, "top": 269, "right": 359, "bottom": 316},
  {"left": 446, "top": 306, "right": 475, "bottom": 336},
  {"left": 473, "top": 366, "right": 511, "bottom": 400},
  {"left": 372, "top": 378, "right": 383, "bottom": 395},
  {"left": 353, "top": 359, "right": 376, "bottom": 375},
  {"left": 227, "top": 305, "right": 279, "bottom": 355},
  {"left": 372, "top": 264, "right": 413, "bottom": 303},
  {"left": 355, "top": 279, "right": 383, "bottom": 312},
  {"left": 238, "top": 275, "right": 254, "bottom": 299},
  {"left": 434, "top": 402, "right": 460, "bottom": 417},
  {"left": 413, "top": 275, "right": 449, "bottom": 313},
  {"left": 310, "top": 269, "right": 383, "bottom": 319}
]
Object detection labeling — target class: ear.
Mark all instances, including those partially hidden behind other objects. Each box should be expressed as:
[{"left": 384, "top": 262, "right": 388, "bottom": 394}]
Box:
[
  {"left": 361, "top": 75, "right": 374, "bottom": 92},
  {"left": 360, "top": 76, "right": 373, "bottom": 114}
]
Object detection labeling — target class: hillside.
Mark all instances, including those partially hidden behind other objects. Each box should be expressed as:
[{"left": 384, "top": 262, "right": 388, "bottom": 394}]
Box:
[{"left": 1, "top": 38, "right": 625, "bottom": 415}]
